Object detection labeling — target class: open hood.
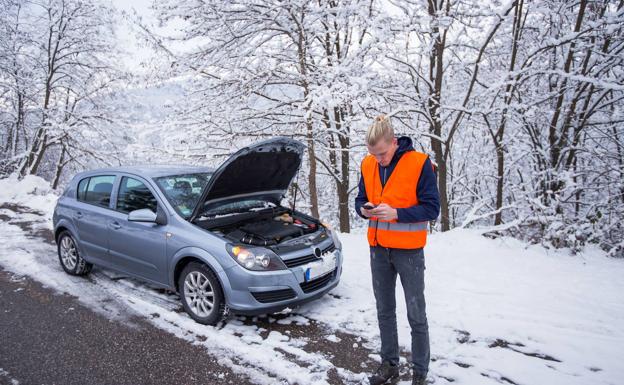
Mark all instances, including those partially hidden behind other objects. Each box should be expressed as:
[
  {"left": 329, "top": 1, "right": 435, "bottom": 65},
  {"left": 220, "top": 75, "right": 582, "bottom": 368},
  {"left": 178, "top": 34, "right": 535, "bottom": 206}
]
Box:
[{"left": 190, "top": 137, "right": 305, "bottom": 221}]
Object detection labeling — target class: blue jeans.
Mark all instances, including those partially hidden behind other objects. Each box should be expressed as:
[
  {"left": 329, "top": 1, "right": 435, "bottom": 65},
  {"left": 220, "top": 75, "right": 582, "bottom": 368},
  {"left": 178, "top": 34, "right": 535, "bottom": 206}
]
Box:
[{"left": 370, "top": 246, "right": 429, "bottom": 376}]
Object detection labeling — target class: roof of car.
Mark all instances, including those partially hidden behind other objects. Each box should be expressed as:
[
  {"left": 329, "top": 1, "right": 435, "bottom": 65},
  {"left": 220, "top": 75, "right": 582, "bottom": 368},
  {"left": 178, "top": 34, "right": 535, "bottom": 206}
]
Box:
[{"left": 75, "top": 165, "right": 215, "bottom": 179}]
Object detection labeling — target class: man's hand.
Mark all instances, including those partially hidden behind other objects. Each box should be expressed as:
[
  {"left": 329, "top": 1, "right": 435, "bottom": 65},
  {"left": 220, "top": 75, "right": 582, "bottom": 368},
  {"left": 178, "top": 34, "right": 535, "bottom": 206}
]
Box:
[
  {"left": 371, "top": 203, "right": 398, "bottom": 221},
  {"left": 360, "top": 202, "right": 375, "bottom": 218}
]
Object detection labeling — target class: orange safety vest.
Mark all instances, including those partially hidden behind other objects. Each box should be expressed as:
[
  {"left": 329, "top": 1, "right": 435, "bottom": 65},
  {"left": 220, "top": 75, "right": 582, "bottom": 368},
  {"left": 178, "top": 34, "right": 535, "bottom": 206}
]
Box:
[{"left": 362, "top": 151, "right": 429, "bottom": 249}]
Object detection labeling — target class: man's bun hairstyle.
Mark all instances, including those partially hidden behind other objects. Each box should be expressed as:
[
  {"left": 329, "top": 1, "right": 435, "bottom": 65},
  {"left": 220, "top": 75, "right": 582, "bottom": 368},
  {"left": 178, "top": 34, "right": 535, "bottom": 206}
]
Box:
[{"left": 366, "top": 114, "right": 394, "bottom": 146}]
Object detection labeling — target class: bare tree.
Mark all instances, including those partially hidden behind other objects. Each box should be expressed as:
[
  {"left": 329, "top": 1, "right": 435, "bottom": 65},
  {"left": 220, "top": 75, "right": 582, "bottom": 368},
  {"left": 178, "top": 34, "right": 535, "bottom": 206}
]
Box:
[
  {"left": 0, "top": 0, "right": 122, "bottom": 182},
  {"left": 149, "top": 0, "right": 385, "bottom": 231},
  {"left": 0, "top": 0, "right": 36, "bottom": 174}
]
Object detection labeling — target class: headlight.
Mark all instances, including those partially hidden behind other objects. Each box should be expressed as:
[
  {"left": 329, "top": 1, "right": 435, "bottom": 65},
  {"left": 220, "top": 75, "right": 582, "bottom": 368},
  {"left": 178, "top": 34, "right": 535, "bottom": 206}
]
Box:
[
  {"left": 226, "top": 244, "right": 287, "bottom": 271},
  {"left": 321, "top": 221, "right": 342, "bottom": 250}
]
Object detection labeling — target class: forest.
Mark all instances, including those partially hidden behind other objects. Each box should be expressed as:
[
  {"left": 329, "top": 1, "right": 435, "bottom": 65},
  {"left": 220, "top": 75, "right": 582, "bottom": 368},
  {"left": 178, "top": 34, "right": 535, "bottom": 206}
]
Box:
[{"left": 1, "top": 0, "right": 623, "bottom": 256}]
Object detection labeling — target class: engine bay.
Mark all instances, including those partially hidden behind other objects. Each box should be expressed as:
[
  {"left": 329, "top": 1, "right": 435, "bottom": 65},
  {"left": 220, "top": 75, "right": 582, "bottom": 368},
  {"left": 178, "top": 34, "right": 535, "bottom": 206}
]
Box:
[{"left": 195, "top": 206, "right": 323, "bottom": 246}]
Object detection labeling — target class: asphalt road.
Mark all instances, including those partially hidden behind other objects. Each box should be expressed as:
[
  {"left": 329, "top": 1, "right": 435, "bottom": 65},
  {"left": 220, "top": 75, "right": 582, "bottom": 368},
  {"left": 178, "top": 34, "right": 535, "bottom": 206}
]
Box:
[
  {"left": 0, "top": 202, "right": 416, "bottom": 385},
  {"left": 0, "top": 268, "right": 252, "bottom": 385}
]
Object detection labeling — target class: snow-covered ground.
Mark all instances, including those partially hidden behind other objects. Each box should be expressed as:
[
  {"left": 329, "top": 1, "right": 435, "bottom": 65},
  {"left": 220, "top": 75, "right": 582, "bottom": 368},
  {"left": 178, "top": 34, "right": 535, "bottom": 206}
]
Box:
[{"left": 1, "top": 175, "right": 623, "bottom": 385}]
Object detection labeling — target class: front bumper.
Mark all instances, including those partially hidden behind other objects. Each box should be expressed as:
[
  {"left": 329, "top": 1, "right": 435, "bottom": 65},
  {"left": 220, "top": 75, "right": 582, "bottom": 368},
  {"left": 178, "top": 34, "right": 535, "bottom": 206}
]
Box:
[{"left": 222, "top": 248, "right": 343, "bottom": 315}]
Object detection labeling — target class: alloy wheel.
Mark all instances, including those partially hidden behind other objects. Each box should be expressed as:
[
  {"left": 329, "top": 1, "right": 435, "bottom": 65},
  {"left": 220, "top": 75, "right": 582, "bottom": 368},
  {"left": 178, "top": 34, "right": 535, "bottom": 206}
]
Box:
[
  {"left": 183, "top": 271, "right": 214, "bottom": 317},
  {"left": 60, "top": 235, "right": 78, "bottom": 270}
]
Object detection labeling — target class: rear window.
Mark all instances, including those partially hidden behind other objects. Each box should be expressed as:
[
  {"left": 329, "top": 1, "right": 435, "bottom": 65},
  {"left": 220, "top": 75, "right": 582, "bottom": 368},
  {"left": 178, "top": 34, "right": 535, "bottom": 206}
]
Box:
[{"left": 78, "top": 175, "right": 115, "bottom": 208}]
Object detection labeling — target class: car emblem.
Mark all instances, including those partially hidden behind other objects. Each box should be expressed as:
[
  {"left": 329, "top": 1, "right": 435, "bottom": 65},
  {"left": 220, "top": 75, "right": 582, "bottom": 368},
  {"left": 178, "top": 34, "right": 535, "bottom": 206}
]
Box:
[{"left": 313, "top": 247, "right": 321, "bottom": 258}]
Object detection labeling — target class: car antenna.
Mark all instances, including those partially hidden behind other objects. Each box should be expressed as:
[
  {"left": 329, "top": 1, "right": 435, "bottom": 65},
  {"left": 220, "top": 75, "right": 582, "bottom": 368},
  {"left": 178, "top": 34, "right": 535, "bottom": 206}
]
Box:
[
  {"left": 291, "top": 183, "right": 298, "bottom": 212},
  {"left": 291, "top": 171, "right": 300, "bottom": 213}
]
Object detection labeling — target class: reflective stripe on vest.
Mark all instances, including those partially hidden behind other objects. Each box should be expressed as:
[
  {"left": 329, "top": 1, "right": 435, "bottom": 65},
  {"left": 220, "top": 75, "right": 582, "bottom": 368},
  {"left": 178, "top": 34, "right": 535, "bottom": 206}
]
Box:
[
  {"left": 368, "top": 219, "right": 428, "bottom": 232},
  {"left": 361, "top": 150, "right": 429, "bottom": 249}
]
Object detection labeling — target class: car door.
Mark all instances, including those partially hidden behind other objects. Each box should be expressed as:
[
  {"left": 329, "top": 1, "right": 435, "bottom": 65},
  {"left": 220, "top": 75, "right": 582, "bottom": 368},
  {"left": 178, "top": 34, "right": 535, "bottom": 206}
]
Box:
[
  {"left": 107, "top": 175, "right": 169, "bottom": 284},
  {"left": 72, "top": 174, "right": 116, "bottom": 266}
]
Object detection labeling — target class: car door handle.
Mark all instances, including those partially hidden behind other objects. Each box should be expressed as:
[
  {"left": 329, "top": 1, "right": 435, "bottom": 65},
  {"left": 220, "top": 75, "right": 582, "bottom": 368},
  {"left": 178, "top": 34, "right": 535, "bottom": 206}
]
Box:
[
  {"left": 110, "top": 221, "right": 121, "bottom": 230},
  {"left": 75, "top": 211, "right": 83, "bottom": 219}
]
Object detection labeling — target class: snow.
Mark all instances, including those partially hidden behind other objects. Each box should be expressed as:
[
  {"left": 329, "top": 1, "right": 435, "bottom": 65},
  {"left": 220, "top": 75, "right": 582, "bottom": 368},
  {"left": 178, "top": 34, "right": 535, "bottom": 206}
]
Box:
[
  {"left": 325, "top": 334, "right": 341, "bottom": 343},
  {"left": 1, "top": 176, "right": 623, "bottom": 385},
  {"left": 0, "top": 174, "right": 57, "bottom": 219},
  {"left": 0, "top": 368, "right": 20, "bottom": 385},
  {"left": 303, "top": 231, "right": 624, "bottom": 385}
]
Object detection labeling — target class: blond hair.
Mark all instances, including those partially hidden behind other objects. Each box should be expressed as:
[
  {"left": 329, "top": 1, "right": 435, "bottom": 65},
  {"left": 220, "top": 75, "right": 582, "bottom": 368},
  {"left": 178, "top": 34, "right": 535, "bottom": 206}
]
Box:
[{"left": 366, "top": 115, "right": 394, "bottom": 145}]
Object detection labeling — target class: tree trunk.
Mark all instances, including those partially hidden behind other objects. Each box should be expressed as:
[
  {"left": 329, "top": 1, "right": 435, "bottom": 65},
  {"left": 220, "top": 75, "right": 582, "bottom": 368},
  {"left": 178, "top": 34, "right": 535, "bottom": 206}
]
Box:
[
  {"left": 52, "top": 145, "right": 66, "bottom": 189},
  {"left": 296, "top": 11, "right": 320, "bottom": 218},
  {"left": 336, "top": 107, "right": 350, "bottom": 233},
  {"left": 545, "top": 0, "right": 587, "bottom": 203},
  {"left": 612, "top": 124, "right": 624, "bottom": 205},
  {"left": 306, "top": 117, "right": 320, "bottom": 218},
  {"left": 14, "top": 91, "right": 24, "bottom": 156},
  {"left": 28, "top": 132, "right": 48, "bottom": 176},
  {"left": 19, "top": 125, "right": 46, "bottom": 177},
  {"left": 494, "top": 0, "right": 523, "bottom": 225},
  {"left": 4, "top": 126, "right": 14, "bottom": 157},
  {"left": 428, "top": 0, "right": 450, "bottom": 231}
]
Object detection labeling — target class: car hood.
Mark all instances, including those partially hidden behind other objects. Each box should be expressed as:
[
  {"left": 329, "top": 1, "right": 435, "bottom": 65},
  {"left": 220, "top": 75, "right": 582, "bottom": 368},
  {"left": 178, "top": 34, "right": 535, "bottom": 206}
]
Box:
[{"left": 189, "top": 137, "right": 305, "bottom": 221}]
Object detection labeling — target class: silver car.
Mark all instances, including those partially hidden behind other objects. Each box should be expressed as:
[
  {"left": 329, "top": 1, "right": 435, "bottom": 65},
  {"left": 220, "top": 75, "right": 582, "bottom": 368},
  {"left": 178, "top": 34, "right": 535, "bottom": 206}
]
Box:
[{"left": 53, "top": 138, "right": 342, "bottom": 325}]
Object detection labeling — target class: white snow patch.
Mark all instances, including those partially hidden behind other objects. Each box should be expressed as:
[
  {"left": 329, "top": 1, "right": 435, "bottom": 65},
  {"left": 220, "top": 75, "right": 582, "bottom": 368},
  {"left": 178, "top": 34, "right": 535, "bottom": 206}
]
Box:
[
  {"left": 0, "top": 368, "right": 20, "bottom": 385},
  {"left": 1, "top": 176, "right": 624, "bottom": 385},
  {"left": 297, "top": 230, "right": 624, "bottom": 385},
  {"left": 0, "top": 174, "right": 57, "bottom": 219},
  {"left": 325, "top": 334, "right": 341, "bottom": 343}
]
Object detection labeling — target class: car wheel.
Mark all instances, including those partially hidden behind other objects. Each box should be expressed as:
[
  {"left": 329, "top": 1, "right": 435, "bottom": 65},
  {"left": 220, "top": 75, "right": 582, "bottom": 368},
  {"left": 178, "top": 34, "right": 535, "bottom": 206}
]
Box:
[
  {"left": 179, "top": 262, "right": 226, "bottom": 325},
  {"left": 57, "top": 231, "right": 92, "bottom": 276}
]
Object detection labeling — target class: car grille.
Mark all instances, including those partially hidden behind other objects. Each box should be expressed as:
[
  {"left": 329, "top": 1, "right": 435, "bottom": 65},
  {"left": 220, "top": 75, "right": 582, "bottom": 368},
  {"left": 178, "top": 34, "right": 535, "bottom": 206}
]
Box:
[
  {"left": 299, "top": 268, "right": 337, "bottom": 294},
  {"left": 283, "top": 254, "right": 318, "bottom": 268},
  {"left": 323, "top": 244, "right": 336, "bottom": 253},
  {"left": 282, "top": 243, "right": 336, "bottom": 268},
  {"left": 251, "top": 288, "right": 297, "bottom": 303}
]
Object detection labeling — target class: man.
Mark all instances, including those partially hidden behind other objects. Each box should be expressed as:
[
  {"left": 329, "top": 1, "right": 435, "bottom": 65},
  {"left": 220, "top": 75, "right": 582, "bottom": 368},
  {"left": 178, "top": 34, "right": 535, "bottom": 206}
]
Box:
[{"left": 355, "top": 115, "right": 440, "bottom": 385}]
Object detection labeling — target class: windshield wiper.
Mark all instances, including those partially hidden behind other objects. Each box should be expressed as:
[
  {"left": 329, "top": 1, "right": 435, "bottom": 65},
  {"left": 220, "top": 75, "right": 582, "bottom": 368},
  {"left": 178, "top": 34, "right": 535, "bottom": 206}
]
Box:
[{"left": 195, "top": 206, "right": 285, "bottom": 226}]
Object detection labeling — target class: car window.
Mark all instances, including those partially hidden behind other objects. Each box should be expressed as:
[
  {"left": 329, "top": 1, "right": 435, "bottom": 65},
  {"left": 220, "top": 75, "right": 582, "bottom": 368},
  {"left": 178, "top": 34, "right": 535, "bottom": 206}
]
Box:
[
  {"left": 83, "top": 175, "right": 115, "bottom": 208},
  {"left": 154, "top": 173, "right": 212, "bottom": 218},
  {"left": 77, "top": 177, "right": 89, "bottom": 201},
  {"left": 116, "top": 176, "right": 158, "bottom": 214}
]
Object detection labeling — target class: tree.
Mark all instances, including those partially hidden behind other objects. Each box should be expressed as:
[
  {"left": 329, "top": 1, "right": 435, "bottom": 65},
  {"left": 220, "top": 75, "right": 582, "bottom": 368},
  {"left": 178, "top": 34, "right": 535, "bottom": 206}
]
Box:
[
  {"left": 385, "top": 0, "right": 518, "bottom": 230},
  {"left": 149, "top": 0, "right": 386, "bottom": 232},
  {"left": 0, "top": 0, "right": 123, "bottom": 183}
]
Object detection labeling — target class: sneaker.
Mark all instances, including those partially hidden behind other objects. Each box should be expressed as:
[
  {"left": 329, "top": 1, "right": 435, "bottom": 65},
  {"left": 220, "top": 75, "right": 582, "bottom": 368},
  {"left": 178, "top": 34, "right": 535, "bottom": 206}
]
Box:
[
  {"left": 411, "top": 372, "right": 427, "bottom": 385},
  {"left": 368, "top": 361, "right": 399, "bottom": 385}
]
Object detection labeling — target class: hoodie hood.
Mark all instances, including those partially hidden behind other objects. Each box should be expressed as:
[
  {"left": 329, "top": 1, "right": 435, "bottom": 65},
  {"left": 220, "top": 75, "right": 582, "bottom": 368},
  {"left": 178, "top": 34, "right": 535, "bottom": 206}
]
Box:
[{"left": 395, "top": 136, "right": 415, "bottom": 158}]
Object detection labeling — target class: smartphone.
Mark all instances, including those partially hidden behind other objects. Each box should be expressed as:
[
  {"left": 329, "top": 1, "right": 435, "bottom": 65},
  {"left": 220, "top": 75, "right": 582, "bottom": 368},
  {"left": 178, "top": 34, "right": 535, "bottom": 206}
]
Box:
[{"left": 362, "top": 204, "right": 377, "bottom": 210}]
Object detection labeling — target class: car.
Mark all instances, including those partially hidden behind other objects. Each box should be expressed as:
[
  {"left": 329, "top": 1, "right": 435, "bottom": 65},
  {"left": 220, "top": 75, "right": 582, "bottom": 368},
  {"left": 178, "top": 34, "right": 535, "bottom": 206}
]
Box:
[{"left": 52, "top": 137, "right": 342, "bottom": 325}]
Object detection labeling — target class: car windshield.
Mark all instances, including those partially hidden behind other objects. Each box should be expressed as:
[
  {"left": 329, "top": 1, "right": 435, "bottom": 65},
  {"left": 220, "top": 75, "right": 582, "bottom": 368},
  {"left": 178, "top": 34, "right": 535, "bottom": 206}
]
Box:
[{"left": 154, "top": 173, "right": 212, "bottom": 218}]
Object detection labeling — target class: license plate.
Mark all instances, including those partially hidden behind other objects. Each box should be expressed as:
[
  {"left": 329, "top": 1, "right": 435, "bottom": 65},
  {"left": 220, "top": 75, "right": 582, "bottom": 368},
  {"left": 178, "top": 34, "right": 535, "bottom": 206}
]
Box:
[{"left": 304, "top": 253, "right": 336, "bottom": 282}]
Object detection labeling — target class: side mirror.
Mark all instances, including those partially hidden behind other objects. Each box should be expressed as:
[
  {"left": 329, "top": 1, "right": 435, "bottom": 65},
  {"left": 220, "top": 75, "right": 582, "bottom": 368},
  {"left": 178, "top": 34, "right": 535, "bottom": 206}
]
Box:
[
  {"left": 128, "top": 206, "right": 168, "bottom": 225},
  {"left": 128, "top": 208, "right": 157, "bottom": 223}
]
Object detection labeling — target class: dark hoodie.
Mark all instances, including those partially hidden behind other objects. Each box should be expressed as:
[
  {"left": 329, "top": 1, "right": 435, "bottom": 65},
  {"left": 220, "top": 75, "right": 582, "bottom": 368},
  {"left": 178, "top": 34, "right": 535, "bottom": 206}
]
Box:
[{"left": 354, "top": 136, "right": 440, "bottom": 223}]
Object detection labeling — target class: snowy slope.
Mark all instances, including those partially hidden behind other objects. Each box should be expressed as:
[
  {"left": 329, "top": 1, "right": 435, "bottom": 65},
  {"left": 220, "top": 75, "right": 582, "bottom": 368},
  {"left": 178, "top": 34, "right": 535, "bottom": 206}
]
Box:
[
  {"left": 0, "top": 175, "right": 623, "bottom": 385},
  {"left": 301, "top": 231, "right": 624, "bottom": 385}
]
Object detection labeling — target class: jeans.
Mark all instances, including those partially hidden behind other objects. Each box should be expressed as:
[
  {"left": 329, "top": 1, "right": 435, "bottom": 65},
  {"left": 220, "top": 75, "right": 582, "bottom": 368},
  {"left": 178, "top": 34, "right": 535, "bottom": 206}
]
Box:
[{"left": 370, "top": 246, "right": 430, "bottom": 376}]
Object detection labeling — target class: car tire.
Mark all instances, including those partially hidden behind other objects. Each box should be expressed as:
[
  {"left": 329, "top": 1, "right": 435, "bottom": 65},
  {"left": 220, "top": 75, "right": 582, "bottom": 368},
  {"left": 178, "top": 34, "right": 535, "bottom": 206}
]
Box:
[
  {"left": 57, "top": 231, "right": 92, "bottom": 276},
  {"left": 178, "top": 262, "right": 226, "bottom": 325}
]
